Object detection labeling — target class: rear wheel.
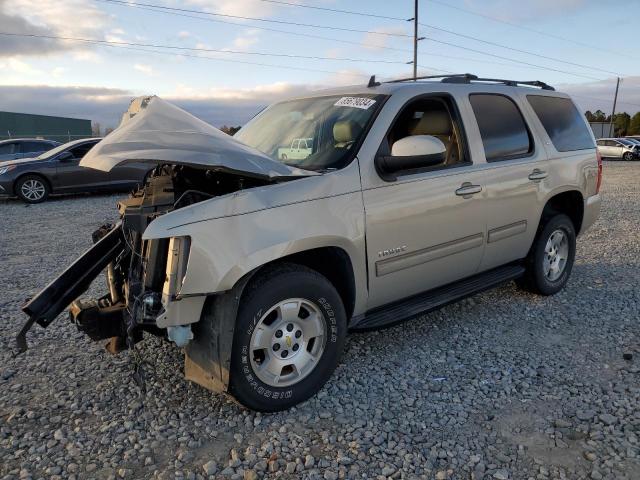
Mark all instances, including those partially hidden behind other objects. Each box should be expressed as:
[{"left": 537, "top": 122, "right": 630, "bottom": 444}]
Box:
[
  {"left": 229, "top": 264, "right": 346, "bottom": 411},
  {"left": 517, "top": 214, "right": 576, "bottom": 296},
  {"left": 15, "top": 175, "right": 49, "bottom": 203}
]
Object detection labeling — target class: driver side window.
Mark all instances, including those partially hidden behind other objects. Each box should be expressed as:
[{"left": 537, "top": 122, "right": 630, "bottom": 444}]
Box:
[{"left": 384, "top": 96, "right": 468, "bottom": 170}]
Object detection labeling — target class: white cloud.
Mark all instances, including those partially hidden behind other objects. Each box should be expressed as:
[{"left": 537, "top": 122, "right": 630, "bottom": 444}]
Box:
[
  {"left": 178, "top": 31, "right": 191, "bottom": 39},
  {"left": 0, "top": 0, "right": 112, "bottom": 57},
  {"left": 186, "top": 0, "right": 278, "bottom": 18},
  {"left": 231, "top": 29, "right": 260, "bottom": 51},
  {"left": 361, "top": 25, "right": 410, "bottom": 51},
  {"left": 134, "top": 64, "right": 154, "bottom": 75},
  {"left": 0, "top": 58, "right": 42, "bottom": 76}
]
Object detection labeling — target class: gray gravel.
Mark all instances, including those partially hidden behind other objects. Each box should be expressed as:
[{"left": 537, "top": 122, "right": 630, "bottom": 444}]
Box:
[{"left": 1, "top": 162, "right": 639, "bottom": 480}]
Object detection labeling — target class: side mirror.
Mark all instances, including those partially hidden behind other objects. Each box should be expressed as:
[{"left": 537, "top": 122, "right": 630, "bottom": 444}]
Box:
[
  {"left": 58, "top": 151, "right": 74, "bottom": 162},
  {"left": 376, "top": 135, "right": 446, "bottom": 180}
]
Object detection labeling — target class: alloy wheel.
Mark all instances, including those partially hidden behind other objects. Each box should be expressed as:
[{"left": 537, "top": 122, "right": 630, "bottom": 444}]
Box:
[
  {"left": 20, "top": 179, "right": 46, "bottom": 201},
  {"left": 249, "top": 298, "right": 326, "bottom": 387},
  {"left": 543, "top": 229, "right": 569, "bottom": 281}
]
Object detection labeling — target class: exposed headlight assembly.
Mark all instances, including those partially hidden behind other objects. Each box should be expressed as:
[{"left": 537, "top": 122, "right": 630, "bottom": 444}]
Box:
[{"left": 0, "top": 165, "right": 17, "bottom": 175}]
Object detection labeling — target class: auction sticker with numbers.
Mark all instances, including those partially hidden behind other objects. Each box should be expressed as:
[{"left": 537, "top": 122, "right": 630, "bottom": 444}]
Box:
[{"left": 334, "top": 97, "right": 377, "bottom": 110}]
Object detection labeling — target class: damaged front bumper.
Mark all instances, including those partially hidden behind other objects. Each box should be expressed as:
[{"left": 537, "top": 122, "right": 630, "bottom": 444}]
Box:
[{"left": 18, "top": 224, "right": 126, "bottom": 353}]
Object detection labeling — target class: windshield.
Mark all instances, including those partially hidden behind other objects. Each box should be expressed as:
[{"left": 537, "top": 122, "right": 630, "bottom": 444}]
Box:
[{"left": 235, "top": 94, "right": 385, "bottom": 171}]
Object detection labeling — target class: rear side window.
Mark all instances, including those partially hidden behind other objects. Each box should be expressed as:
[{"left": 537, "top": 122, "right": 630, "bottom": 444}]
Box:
[
  {"left": 22, "top": 141, "right": 49, "bottom": 153},
  {"left": 469, "top": 94, "right": 532, "bottom": 162},
  {"left": 0, "top": 142, "right": 17, "bottom": 154},
  {"left": 527, "top": 95, "right": 595, "bottom": 151}
]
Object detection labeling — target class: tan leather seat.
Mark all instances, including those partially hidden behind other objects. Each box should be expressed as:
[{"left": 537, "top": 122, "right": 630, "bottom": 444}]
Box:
[
  {"left": 407, "top": 110, "right": 458, "bottom": 165},
  {"left": 333, "top": 120, "right": 363, "bottom": 149}
]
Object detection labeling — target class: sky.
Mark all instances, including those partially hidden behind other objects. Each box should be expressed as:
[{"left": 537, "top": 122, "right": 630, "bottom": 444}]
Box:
[{"left": 1, "top": 0, "right": 639, "bottom": 130}]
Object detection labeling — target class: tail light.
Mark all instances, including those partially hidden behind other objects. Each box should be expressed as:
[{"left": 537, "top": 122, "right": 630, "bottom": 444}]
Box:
[{"left": 596, "top": 150, "right": 603, "bottom": 194}]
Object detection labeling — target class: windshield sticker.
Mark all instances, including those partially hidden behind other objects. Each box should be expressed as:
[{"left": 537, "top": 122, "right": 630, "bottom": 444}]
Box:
[{"left": 334, "top": 97, "right": 376, "bottom": 110}]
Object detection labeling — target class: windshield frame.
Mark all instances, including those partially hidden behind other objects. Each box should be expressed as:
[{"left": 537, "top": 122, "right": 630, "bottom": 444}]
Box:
[{"left": 236, "top": 93, "right": 389, "bottom": 172}]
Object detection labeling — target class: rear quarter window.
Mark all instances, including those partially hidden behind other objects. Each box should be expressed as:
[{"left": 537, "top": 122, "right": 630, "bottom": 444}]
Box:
[{"left": 527, "top": 95, "right": 595, "bottom": 152}]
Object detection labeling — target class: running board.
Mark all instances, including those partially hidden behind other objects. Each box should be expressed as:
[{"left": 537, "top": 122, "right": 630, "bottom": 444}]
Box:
[{"left": 350, "top": 264, "right": 525, "bottom": 331}]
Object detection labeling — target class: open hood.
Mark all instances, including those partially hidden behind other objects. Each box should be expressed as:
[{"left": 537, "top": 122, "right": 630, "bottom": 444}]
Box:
[{"left": 80, "top": 96, "right": 316, "bottom": 180}]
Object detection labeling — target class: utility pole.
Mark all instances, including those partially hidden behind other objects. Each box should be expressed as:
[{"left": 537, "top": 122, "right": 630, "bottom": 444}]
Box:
[
  {"left": 413, "top": 0, "right": 419, "bottom": 80},
  {"left": 609, "top": 77, "right": 620, "bottom": 137}
]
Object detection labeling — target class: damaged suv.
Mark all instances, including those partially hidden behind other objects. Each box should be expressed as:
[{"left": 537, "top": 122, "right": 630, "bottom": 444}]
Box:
[{"left": 19, "top": 75, "right": 602, "bottom": 411}]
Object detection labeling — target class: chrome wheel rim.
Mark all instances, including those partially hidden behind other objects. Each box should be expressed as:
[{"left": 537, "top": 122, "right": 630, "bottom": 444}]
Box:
[
  {"left": 249, "top": 298, "right": 326, "bottom": 388},
  {"left": 543, "top": 229, "right": 569, "bottom": 281},
  {"left": 20, "top": 179, "right": 45, "bottom": 201}
]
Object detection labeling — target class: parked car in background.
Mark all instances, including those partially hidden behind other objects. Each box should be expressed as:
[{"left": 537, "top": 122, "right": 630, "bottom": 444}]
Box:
[
  {"left": 623, "top": 137, "right": 640, "bottom": 147},
  {"left": 0, "top": 138, "right": 60, "bottom": 161},
  {"left": 0, "top": 138, "right": 151, "bottom": 203},
  {"left": 277, "top": 137, "right": 314, "bottom": 161},
  {"left": 596, "top": 138, "right": 640, "bottom": 161}
]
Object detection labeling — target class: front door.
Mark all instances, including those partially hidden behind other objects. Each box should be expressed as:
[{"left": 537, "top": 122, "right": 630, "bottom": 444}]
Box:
[
  {"left": 54, "top": 141, "right": 106, "bottom": 191},
  {"left": 362, "top": 94, "right": 487, "bottom": 309}
]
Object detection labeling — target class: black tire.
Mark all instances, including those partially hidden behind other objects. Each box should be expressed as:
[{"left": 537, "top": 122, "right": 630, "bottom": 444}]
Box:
[
  {"left": 229, "top": 263, "right": 346, "bottom": 412},
  {"left": 15, "top": 174, "right": 50, "bottom": 203},
  {"left": 517, "top": 214, "right": 576, "bottom": 296},
  {"left": 624, "top": 152, "right": 634, "bottom": 161}
]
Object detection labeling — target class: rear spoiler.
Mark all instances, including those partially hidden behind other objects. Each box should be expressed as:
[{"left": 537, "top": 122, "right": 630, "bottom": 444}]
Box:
[{"left": 16, "top": 224, "right": 125, "bottom": 353}]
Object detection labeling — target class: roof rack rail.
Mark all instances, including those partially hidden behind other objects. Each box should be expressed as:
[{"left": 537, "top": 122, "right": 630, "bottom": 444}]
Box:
[
  {"left": 385, "top": 73, "right": 472, "bottom": 84},
  {"left": 382, "top": 73, "right": 555, "bottom": 91},
  {"left": 441, "top": 74, "right": 555, "bottom": 91}
]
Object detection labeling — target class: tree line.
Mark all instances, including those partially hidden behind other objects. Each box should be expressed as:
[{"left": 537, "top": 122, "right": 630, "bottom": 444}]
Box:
[{"left": 585, "top": 110, "right": 640, "bottom": 136}]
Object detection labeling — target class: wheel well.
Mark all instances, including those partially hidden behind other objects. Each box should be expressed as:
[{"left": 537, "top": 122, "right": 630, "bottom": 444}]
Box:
[
  {"left": 254, "top": 247, "right": 357, "bottom": 319},
  {"left": 13, "top": 172, "right": 51, "bottom": 195},
  {"left": 542, "top": 190, "right": 584, "bottom": 234}
]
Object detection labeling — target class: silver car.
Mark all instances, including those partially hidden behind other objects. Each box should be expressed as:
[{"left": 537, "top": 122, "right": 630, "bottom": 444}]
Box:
[
  {"left": 596, "top": 137, "right": 640, "bottom": 161},
  {"left": 19, "top": 75, "right": 601, "bottom": 411}
]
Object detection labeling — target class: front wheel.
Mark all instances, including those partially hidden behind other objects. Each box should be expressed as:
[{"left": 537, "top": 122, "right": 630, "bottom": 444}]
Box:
[
  {"left": 517, "top": 214, "right": 576, "bottom": 296},
  {"left": 624, "top": 152, "right": 634, "bottom": 161},
  {"left": 15, "top": 175, "right": 49, "bottom": 203},
  {"left": 229, "top": 264, "right": 346, "bottom": 411}
]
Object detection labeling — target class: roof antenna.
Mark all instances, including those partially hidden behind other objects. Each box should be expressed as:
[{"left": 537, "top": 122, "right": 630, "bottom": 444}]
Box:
[{"left": 367, "top": 75, "right": 381, "bottom": 88}]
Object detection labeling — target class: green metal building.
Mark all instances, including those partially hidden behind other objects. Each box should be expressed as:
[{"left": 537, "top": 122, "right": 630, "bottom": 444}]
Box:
[{"left": 0, "top": 111, "right": 92, "bottom": 142}]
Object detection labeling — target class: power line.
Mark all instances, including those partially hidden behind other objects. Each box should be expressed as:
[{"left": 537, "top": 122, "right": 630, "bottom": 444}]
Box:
[
  {"left": 98, "top": 0, "right": 412, "bottom": 37},
  {"left": 255, "top": 0, "right": 407, "bottom": 21},
  {"left": 98, "top": 1, "right": 416, "bottom": 55},
  {"left": 419, "top": 23, "right": 621, "bottom": 76},
  {"left": 0, "top": 31, "right": 452, "bottom": 78},
  {"left": 424, "top": 37, "right": 604, "bottom": 81},
  {"left": 0, "top": 32, "right": 411, "bottom": 65},
  {"left": 424, "top": 0, "right": 639, "bottom": 61},
  {"left": 97, "top": 0, "right": 611, "bottom": 81}
]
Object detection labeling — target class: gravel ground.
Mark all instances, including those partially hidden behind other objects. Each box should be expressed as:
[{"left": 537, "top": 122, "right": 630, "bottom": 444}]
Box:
[{"left": 1, "top": 162, "right": 639, "bottom": 480}]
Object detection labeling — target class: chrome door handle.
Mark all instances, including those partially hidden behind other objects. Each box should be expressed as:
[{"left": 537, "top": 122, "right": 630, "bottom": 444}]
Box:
[
  {"left": 528, "top": 169, "right": 548, "bottom": 181},
  {"left": 455, "top": 182, "right": 482, "bottom": 197}
]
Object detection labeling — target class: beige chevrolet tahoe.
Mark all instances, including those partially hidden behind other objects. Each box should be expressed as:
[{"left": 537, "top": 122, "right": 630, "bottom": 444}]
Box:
[{"left": 19, "top": 74, "right": 602, "bottom": 412}]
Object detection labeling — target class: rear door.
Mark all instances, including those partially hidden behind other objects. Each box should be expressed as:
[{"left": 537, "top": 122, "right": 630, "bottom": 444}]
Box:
[{"left": 467, "top": 92, "right": 549, "bottom": 271}]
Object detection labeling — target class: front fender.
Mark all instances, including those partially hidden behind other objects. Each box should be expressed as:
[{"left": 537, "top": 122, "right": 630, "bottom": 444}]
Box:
[{"left": 145, "top": 190, "right": 367, "bottom": 312}]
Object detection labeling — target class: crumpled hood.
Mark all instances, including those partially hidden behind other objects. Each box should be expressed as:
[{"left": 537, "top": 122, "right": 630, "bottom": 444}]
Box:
[{"left": 80, "top": 96, "right": 316, "bottom": 180}]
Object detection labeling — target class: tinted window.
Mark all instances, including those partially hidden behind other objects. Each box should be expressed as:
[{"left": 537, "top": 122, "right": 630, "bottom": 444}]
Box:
[
  {"left": 0, "top": 142, "right": 17, "bottom": 154},
  {"left": 469, "top": 94, "right": 532, "bottom": 161},
  {"left": 69, "top": 142, "right": 98, "bottom": 159},
  {"left": 527, "top": 95, "right": 595, "bottom": 152},
  {"left": 596, "top": 140, "right": 605, "bottom": 146},
  {"left": 22, "top": 141, "right": 49, "bottom": 153}
]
